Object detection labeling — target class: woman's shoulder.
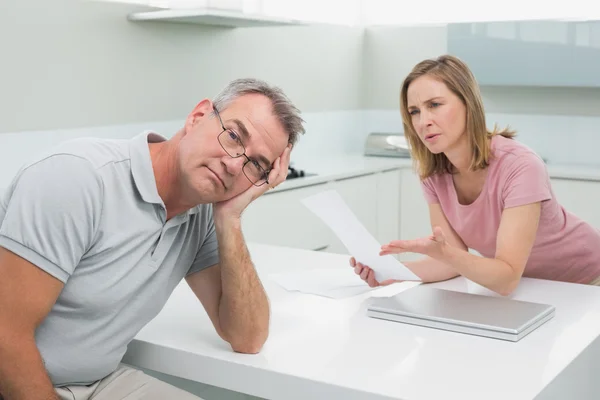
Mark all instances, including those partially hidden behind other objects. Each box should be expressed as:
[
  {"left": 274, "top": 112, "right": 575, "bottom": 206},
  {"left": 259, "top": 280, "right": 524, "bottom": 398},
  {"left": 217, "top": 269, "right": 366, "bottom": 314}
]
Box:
[
  {"left": 421, "top": 169, "right": 451, "bottom": 193},
  {"left": 491, "top": 135, "right": 545, "bottom": 167},
  {"left": 490, "top": 135, "right": 547, "bottom": 181}
]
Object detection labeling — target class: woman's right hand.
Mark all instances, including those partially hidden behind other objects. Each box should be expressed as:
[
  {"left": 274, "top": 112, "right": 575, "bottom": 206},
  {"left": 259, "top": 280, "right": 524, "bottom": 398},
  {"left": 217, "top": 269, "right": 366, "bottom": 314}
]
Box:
[{"left": 349, "top": 257, "right": 401, "bottom": 288}]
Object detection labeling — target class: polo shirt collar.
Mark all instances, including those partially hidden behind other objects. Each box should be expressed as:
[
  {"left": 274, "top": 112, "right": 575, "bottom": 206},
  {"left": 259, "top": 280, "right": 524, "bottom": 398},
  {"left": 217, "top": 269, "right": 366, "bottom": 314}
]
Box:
[{"left": 130, "top": 131, "right": 166, "bottom": 205}]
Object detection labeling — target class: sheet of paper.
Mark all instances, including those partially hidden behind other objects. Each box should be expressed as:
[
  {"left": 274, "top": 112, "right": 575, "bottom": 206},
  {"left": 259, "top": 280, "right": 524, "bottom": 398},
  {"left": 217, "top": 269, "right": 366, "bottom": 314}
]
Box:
[
  {"left": 269, "top": 268, "right": 372, "bottom": 298},
  {"left": 269, "top": 268, "right": 421, "bottom": 299},
  {"left": 301, "top": 189, "right": 421, "bottom": 283}
]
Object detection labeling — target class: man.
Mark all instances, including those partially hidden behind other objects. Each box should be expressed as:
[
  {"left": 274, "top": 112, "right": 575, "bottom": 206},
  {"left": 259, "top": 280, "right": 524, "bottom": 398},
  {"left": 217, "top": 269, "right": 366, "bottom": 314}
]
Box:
[{"left": 0, "top": 78, "right": 305, "bottom": 400}]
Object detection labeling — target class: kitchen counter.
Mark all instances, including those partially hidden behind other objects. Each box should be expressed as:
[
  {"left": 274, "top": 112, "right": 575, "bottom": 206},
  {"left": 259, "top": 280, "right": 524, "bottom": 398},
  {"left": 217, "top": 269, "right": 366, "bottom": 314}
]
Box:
[
  {"left": 274, "top": 154, "right": 600, "bottom": 193},
  {"left": 273, "top": 154, "right": 413, "bottom": 192},
  {"left": 123, "top": 243, "right": 600, "bottom": 400},
  {"left": 545, "top": 163, "right": 600, "bottom": 182}
]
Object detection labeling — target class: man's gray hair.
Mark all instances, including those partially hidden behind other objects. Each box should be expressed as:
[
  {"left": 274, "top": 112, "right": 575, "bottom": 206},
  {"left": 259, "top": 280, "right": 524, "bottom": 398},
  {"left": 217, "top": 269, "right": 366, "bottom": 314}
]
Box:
[{"left": 213, "top": 78, "right": 305, "bottom": 146}]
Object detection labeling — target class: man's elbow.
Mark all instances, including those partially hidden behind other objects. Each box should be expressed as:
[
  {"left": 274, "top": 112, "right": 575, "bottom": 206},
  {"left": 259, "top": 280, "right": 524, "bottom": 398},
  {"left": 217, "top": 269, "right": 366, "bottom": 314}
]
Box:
[
  {"left": 229, "top": 333, "right": 268, "bottom": 354},
  {"left": 220, "top": 324, "right": 269, "bottom": 354}
]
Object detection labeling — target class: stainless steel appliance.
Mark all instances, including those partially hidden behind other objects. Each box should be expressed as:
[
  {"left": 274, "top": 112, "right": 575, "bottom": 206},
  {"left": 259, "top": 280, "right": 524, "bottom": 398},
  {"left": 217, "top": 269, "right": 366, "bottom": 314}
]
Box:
[
  {"left": 286, "top": 166, "right": 316, "bottom": 180},
  {"left": 364, "top": 132, "right": 411, "bottom": 158}
]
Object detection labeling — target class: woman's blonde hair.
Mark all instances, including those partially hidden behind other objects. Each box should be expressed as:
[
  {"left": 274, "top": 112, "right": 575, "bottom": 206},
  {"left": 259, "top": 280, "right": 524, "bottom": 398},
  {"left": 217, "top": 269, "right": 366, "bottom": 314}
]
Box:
[{"left": 400, "top": 55, "right": 515, "bottom": 179}]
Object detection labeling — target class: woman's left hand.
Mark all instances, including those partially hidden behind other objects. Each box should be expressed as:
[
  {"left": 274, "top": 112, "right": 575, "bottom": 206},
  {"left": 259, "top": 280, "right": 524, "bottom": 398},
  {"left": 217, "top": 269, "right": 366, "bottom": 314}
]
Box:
[{"left": 380, "top": 226, "right": 448, "bottom": 260}]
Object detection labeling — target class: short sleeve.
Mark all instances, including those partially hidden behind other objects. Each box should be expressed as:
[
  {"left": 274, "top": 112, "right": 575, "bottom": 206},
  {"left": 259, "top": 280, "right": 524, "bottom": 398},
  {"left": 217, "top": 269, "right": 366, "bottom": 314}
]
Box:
[
  {"left": 421, "top": 177, "right": 440, "bottom": 204},
  {"left": 186, "top": 204, "right": 220, "bottom": 276},
  {"left": 501, "top": 154, "right": 551, "bottom": 209},
  {"left": 0, "top": 155, "right": 104, "bottom": 283}
]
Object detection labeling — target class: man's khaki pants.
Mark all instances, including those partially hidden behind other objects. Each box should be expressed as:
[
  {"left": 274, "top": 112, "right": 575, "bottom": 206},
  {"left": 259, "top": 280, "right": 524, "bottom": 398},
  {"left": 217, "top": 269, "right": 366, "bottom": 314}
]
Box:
[{"left": 56, "top": 365, "right": 203, "bottom": 400}]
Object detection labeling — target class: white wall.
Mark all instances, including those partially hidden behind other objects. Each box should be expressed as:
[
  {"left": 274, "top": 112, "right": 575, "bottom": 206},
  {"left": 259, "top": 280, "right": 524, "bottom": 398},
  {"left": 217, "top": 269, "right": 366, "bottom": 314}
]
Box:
[
  {"left": 0, "top": 0, "right": 367, "bottom": 187},
  {"left": 362, "top": 25, "right": 449, "bottom": 110},
  {"left": 3, "top": 3, "right": 600, "bottom": 191},
  {"left": 1, "top": 0, "right": 364, "bottom": 134}
]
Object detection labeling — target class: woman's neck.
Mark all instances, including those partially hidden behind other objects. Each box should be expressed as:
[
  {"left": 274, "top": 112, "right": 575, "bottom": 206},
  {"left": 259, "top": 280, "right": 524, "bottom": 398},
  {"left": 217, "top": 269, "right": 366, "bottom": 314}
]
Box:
[{"left": 444, "top": 136, "right": 473, "bottom": 175}]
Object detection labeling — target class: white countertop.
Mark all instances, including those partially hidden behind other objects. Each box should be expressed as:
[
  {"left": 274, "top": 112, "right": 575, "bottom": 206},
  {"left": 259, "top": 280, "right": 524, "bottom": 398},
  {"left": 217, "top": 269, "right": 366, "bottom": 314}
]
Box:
[
  {"left": 272, "top": 154, "right": 413, "bottom": 192},
  {"left": 123, "top": 244, "right": 600, "bottom": 400},
  {"left": 545, "top": 163, "right": 600, "bottom": 181},
  {"left": 273, "top": 154, "right": 600, "bottom": 193}
]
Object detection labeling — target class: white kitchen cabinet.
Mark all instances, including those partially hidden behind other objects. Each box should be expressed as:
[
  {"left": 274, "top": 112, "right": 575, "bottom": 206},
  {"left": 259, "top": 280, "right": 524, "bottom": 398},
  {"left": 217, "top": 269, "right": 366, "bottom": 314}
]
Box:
[
  {"left": 376, "top": 169, "right": 401, "bottom": 245},
  {"left": 398, "top": 169, "right": 431, "bottom": 261},
  {"left": 550, "top": 178, "right": 600, "bottom": 229},
  {"left": 241, "top": 182, "right": 332, "bottom": 251},
  {"left": 448, "top": 21, "right": 600, "bottom": 88},
  {"left": 325, "top": 173, "right": 378, "bottom": 254},
  {"left": 242, "top": 167, "right": 408, "bottom": 257}
]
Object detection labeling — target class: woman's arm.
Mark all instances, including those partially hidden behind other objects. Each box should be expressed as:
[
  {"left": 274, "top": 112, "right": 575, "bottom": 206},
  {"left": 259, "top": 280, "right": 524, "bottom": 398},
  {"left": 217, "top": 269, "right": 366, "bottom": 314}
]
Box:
[
  {"left": 401, "top": 203, "right": 465, "bottom": 282},
  {"left": 442, "top": 202, "right": 541, "bottom": 295},
  {"left": 382, "top": 202, "right": 542, "bottom": 295},
  {"left": 351, "top": 203, "right": 465, "bottom": 286}
]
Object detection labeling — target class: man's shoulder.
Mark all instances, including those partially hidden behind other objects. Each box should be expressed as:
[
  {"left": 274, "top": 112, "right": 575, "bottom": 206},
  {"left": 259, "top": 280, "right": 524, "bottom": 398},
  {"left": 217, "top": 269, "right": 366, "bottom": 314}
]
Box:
[
  {"left": 31, "top": 137, "right": 131, "bottom": 171},
  {"left": 6, "top": 137, "right": 132, "bottom": 196}
]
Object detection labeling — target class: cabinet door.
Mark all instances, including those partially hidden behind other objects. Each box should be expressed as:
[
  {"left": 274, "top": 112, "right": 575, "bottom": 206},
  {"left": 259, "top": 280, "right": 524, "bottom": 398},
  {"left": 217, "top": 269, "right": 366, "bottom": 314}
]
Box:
[
  {"left": 448, "top": 21, "right": 600, "bottom": 87},
  {"left": 376, "top": 169, "right": 401, "bottom": 244},
  {"left": 399, "top": 169, "right": 431, "bottom": 261},
  {"left": 325, "top": 174, "right": 378, "bottom": 254},
  {"left": 242, "top": 183, "right": 332, "bottom": 251},
  {"left": 550, "top": 179, "right": 600, "bottom": 229}
]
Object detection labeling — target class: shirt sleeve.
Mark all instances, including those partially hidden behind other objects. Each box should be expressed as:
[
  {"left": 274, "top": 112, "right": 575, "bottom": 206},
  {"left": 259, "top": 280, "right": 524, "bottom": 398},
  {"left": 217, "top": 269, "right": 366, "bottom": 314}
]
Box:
[
  {"left": 502, "top": 153, "right": 551, "bottom": 209},
  {"left": 421, "top": 177, "right": 440, "bottom": 204},
  {"left": 0, "top": 155, "right": 104, "bottom": 283},
  {"left": 186, "top": 204, "right": 220, "bottom": 276}
]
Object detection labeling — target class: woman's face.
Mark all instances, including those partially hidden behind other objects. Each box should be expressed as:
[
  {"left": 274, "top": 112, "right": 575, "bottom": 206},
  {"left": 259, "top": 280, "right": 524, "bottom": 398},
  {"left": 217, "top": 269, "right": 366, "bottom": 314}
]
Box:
[{"left": 406, "top": 75, "right": 467, "bottom": 155}]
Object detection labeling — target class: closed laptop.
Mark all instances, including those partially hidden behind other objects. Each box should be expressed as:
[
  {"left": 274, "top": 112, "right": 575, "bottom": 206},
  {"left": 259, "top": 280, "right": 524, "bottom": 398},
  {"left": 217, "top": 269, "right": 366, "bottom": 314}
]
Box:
[{"left": 367, "top": 286, "right": 555, "bottom": 342}]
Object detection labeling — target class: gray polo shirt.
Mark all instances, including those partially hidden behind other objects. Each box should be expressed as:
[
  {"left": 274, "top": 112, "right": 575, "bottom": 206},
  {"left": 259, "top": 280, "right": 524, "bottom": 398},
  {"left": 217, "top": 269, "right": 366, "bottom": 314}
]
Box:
[{"left": 0, "top": 131, "right": 219, "bottom": 386}]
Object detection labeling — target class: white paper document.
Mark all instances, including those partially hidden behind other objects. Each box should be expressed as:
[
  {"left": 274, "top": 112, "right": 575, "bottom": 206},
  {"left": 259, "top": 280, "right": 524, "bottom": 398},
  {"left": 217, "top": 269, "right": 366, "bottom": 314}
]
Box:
[
  {"left": 301, "top": 190, "right": 421, "bottom": 283},
  {"left": 269, "top": 268, "right": 421, "bottom": 299},
  {"left": 269, "top": 268, "right": 373, "bottom": 299}
]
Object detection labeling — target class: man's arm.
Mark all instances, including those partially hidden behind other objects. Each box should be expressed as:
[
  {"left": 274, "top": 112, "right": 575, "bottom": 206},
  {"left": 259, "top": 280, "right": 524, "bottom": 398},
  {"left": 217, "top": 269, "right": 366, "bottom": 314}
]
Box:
[
  {"left": 186, "top": 144, "right": 291, "bottom": 353},
  {"left": 0, "top": 247, "right": 64, "bottom": 400},
  {"left": 186, "top": 216, "right": 269, "bottom": 354}
]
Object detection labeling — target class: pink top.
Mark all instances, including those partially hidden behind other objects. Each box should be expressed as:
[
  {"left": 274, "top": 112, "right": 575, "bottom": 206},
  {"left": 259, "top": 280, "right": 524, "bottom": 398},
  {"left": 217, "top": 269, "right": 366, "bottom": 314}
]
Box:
[{"left": 421, "top": 135, "right": 600, "bottom": 284}]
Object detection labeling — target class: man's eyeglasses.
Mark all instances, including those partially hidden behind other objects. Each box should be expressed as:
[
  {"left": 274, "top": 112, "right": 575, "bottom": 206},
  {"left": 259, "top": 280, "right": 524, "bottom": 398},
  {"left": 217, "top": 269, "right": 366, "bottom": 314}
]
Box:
[{"left": 214, "top": 106, "right": 271, "bottom": 187}]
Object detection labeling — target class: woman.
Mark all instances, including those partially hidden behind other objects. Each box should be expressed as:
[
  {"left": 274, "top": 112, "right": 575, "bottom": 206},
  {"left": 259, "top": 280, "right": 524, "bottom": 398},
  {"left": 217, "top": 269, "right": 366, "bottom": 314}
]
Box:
[{"left": 351, "top": 54, "right": 600, "bottom": 295}]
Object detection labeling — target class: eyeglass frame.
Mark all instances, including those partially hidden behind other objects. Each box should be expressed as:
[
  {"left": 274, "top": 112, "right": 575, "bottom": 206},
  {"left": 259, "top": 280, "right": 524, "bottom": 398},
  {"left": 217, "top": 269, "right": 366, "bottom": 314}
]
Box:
[{"left": 213, "top": 106, "right": 271, "bottom": 187}]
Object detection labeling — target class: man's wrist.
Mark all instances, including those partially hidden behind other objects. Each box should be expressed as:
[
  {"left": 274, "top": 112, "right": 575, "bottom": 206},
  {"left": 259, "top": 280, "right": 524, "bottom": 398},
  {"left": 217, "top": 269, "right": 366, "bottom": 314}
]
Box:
[{"left": 214, "top": 213, "right": 242, "bottom": 232}]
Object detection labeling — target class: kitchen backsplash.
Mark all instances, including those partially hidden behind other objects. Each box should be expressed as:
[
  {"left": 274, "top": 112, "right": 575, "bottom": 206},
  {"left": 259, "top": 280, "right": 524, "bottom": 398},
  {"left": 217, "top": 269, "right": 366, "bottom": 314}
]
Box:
[
  {"left": 0, "top": 110, "right": 597, "bottom": 188},
  {"left": 0, "top": 111, "right": 365, "bottom": 189},
  {"left": 363, "top": 110, "right": 600, "bottom": 168}
]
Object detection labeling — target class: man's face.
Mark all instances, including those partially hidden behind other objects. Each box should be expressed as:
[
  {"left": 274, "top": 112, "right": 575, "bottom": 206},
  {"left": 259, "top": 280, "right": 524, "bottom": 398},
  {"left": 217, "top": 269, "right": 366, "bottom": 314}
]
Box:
[{"left": 178, "top": 94, "right": 289, "bottom": 204}]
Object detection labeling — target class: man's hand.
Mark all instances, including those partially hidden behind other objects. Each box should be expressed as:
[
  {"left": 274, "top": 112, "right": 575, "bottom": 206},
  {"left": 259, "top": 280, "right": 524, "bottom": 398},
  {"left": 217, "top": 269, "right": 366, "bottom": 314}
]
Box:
[{"left": 214, "top": 144, "right": 292, "bottom": 220}]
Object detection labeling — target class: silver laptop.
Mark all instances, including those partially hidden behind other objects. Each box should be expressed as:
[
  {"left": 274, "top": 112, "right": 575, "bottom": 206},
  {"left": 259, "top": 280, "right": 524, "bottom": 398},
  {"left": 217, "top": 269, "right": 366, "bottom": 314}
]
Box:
[{"left": 367, "top": 286, "right": 555, "bottom": 342}]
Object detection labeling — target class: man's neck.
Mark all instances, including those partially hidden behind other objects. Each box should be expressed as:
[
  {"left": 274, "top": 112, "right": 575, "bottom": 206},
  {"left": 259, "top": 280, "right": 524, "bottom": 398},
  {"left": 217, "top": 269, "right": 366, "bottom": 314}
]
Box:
[{"left": 149, "top": 136, "right": 193, "bottom": 220}]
